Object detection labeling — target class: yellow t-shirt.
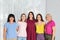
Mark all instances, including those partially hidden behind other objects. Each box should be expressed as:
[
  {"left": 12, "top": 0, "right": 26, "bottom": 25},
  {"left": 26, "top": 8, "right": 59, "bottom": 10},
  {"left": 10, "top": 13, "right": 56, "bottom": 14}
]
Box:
[{"left": 36, "top": 22, "right": 45, "bottom": 34}]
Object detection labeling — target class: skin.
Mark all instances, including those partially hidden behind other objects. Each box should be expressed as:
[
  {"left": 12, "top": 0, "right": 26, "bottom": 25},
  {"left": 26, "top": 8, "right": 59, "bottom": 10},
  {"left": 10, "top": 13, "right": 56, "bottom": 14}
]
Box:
[
  {"left": 29, "top": 13, "right": 33, "bottom": 20},
  {"left": 3, "top": 27, "right": 6, "bottom": 40},
  {"left": 3, "top": 17, "right": 14, "bottom": 40},
  {"left": 46, "top": 14, "right": 56, "bottom": 40},
  {"left": 21, "top": 15, "right": 26, "bottom": 22}
]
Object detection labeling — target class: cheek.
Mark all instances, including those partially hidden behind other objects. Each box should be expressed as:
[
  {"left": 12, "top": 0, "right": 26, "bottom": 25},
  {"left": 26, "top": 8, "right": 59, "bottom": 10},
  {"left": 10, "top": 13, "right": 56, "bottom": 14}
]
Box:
[
  {"left": 9, "top": 18, "right": 11, "bottom": 20},
  {"left": 37, "top": 17, "right": 41, "bottom": 20},
  {"left": 46, "top": 17, "right": 49, "bottom": 20},
  {"left": 22, "top": 17, "right": 26, "bottom": 19},
  {"left": 47, "top": 16, "right": 50, "bottom": 19},
  {"left": 29, "top": 14, "right": 33, "bottom": 17},
  {"left": 23, "top": 17, "right": 25, "bottom": 19},
  {"left": 31, "top": 15, "right": 33, "bottom": 17}
]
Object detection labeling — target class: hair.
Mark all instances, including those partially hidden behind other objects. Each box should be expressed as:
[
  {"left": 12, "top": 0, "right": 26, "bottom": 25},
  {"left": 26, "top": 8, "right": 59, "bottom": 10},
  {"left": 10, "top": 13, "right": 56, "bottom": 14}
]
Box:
[
  {"left": 27, "top": 11, "right": 35, "bottom": 20},
  {"left": 20, "top": 13, "right": 26, "bottom": 22},
  {"left": 46, "top": 13, "right": 52, "bottom": 18},
  {"left": 7, "top": 14, "right": 16, "bottom": 22},
  {"left": 36, "top": 14, "right": 44, "bottom": 22}
]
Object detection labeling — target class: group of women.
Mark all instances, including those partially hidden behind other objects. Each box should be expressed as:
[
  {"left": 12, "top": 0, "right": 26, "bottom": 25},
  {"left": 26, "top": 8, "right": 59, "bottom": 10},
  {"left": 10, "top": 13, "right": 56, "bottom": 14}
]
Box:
[{"left": 3, "top": 11, "right": 56, "bottom": 40}]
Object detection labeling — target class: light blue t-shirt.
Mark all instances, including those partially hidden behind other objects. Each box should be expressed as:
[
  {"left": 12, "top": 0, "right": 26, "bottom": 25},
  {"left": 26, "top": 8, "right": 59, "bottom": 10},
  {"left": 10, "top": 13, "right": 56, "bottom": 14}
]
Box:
[{"left": 4, "top": 22, "right": 18, "bottom": 38}]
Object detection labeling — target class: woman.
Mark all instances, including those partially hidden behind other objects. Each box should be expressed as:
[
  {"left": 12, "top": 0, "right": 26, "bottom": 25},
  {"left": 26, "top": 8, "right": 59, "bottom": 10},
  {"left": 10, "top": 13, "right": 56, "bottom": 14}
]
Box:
[
  {"left": 45, "top": 14, "right": 56, "bottom": 40},
  {"left": 27, "top": 11, "right": 36, "bottom": 40},
  {"left": 17, "top": 13, "right": 27, "bottom": 40},
  {"left": 35, "top": 14, "right": 45, "bottom": 40},
  {"left": 3, "top": 14, "right": 18, "bottom": 40}
]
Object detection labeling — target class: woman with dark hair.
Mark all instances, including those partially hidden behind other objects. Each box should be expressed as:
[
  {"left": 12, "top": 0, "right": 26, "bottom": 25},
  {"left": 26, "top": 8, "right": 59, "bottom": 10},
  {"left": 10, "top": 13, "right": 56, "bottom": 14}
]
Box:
[
  {"left": 35, "top": 14, "right": 45, "bottom": 40},
  {"left": 27, "top": 11, "right": 35, "bottom": 20},
  {"left": 3, "top": 14, "right": 18, "bottom": 40},
  {"left": 27, "top": 11, "right": 36, "bottom": 40},
  {"left": 17, "top": 13, "right": 27, "bottom": 40}
]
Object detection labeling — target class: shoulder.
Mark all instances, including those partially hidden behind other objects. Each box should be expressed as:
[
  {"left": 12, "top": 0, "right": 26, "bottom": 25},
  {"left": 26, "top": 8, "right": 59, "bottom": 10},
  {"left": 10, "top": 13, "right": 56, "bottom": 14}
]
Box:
[
  {"left": 49, "top": 20, "right": 55, "bottom": 25},
  {"left": 32, "top": 20, "right": 36, "bottom": 23},
  {"left": 35, "top": 22, "right": 38, "bottom": 25},
  {"left": 26, "top": 19, "right": 29, "bottom": 22},
  {"left": 25, "top": 22, "right": 27, "bottom": 24},
  {"left": 51, "top": 20, "right": 55, "bottom": 25},
  {"left": 4, "top": 22, "right": 9, "bottom": 25},
  {"left": 4, "top": 22, "right": 10, "bottom": 28},
  {"left": 14, "top": 22, "right": 18, "bottom": 25},
  {"left": 51, "top": 20, "right": 55, "bottom": 23},
  {"left": 13, "top": 22, "right": 19, "bottom": 27},
  {"left": 24, "top": 22, "right": 27, "bottom": 26}
]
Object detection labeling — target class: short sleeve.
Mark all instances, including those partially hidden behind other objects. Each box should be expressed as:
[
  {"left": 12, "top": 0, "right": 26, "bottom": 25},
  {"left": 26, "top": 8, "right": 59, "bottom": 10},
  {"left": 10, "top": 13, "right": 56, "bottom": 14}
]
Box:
[
  {"left": 51, "top": 21, "right": 55, "bottom": 27},
  {"left": 15, "top": 22, "right": 19, "bottom": 28},
  {"left": 4, "top": 23, "right": 7, "bottom": 28}
]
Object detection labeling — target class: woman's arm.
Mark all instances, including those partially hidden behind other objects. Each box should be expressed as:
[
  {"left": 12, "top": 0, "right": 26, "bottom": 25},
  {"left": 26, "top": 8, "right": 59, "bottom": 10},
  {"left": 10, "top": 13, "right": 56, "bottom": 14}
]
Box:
[
  {"left": 52, "top": 26, "right": 56, "bottom": 40},
  {"left": 3, "top": 27, "right": 7, "bottom": 40}
]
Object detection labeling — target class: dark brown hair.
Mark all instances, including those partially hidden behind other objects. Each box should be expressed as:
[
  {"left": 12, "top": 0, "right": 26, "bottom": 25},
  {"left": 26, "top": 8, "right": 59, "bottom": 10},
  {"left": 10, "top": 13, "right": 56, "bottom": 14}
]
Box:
[
  {"left": 27, "top": 11, "right": 35, "bottom": 20},
  {"left": 7, "top": 14, "right": 16, "bottom": 22},
  {"left": 36, "top": 14, "right": 44, "bottom": 22}
]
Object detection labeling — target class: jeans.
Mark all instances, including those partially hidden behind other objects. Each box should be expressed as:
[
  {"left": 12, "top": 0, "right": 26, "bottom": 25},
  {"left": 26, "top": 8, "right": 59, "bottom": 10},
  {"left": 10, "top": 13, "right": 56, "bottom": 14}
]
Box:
[{"left": 17, "top": 37, "right": 27, "bottom": 40}]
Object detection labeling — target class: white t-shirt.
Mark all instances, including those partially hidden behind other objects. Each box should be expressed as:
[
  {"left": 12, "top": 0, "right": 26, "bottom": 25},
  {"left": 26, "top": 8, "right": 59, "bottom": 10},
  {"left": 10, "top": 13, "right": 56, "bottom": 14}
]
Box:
[{"left": 17, "top": 21, "right": 27, "bottom": 37}]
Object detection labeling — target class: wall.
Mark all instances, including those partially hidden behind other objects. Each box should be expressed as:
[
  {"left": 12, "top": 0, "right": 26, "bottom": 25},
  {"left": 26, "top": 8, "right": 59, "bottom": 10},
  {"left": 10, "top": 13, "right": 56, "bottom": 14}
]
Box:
[{"left": 46, "top": 0, "right": 60, "bottom": 40}]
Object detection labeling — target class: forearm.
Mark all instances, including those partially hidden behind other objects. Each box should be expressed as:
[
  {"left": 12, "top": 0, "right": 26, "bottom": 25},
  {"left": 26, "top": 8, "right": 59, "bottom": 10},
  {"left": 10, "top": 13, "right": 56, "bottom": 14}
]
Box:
[
  {"left": 3, "top": 32, "right": 6, "bottom": 40},
  {"left": 52, "top": 27, "right": 56, "bottom": 40},
  {"left": 52, "top": 33, "right": 55, "bottom": 39},
  {"left": 52, "top": 33, "right": 55, "bottom": 40},
  {"left": 3, "top": 28, "right": 6, "bottom": 40}
]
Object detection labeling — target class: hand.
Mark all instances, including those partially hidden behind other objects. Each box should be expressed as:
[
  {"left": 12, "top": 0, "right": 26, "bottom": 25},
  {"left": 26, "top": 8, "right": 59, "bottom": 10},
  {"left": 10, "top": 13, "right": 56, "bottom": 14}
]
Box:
[{"left": 52, "top": 38, "right": 54, "bottom": 40}]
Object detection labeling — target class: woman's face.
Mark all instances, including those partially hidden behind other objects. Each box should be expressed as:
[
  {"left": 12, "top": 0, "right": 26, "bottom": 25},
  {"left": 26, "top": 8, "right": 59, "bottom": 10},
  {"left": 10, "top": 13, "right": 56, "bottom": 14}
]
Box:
[
  {"left": 29, "top": 13, "right": 33, "bottom": 18},
  {"left": 9, "top": 17, "right": 14, "bottom": 22},
  {"left": 22, "top": 15, "right": 26, "bottom": 21},
  {"left": 37, "top": 15, "right": 41, "bottom": 21},
  {"left": 46, "top": 15, "right": 52, "bottom": 21}
]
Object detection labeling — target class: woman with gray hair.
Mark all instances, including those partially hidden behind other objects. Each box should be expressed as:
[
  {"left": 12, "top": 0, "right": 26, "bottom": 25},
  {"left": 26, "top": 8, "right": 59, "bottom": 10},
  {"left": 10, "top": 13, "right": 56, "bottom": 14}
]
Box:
[{"left": 45, "top": 14, "right": 56, "bottom": 40}]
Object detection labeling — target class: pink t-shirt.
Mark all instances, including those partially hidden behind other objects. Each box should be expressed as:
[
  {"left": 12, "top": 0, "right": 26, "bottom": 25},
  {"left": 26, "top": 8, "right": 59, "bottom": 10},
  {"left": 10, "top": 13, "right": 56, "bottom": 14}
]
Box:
[
  {"left": 45, "top": 20, "right": 55, "bottom": 35},
  {"left": 17, "top": 21, "right": 27, "bottom": 37}
]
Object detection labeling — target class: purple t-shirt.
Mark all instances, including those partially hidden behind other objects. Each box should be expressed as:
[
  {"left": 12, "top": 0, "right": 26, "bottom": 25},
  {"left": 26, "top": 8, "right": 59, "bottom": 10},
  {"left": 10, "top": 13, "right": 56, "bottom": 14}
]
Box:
[{"left": 45, "top": 20, "right": 55, "bottom": 35}]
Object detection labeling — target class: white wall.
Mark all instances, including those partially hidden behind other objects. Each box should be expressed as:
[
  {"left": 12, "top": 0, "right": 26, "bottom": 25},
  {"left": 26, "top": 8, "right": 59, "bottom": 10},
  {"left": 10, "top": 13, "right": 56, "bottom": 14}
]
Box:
[
  {"left": 46, "top": 0, "right": 60, "bottom": 40},
  {"left": 0, "top": 0, "right": 46, "bottom": 40},
  {"left": 0, "top": 0, "right": 3, "bottom": 40}
]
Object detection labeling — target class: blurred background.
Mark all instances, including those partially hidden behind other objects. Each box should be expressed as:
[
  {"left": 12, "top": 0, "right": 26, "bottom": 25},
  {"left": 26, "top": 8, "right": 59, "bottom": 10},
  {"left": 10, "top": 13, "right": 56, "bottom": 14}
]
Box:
[{"left": 0, "top": 0, "right": 60, "bottom": 40}]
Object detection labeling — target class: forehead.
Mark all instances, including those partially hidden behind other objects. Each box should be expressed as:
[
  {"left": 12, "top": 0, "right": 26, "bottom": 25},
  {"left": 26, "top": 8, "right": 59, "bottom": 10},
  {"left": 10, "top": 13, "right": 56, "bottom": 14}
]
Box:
[
  {"left": 46, "top": 14, "right": 52, "bottom": 17},
  {"left": 9, "top": 17, "right": 14, "bottom": 18},
  {"left": 30, "top": 13, "right": 33, "bottom": 14}
]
